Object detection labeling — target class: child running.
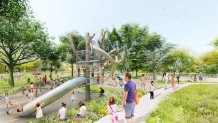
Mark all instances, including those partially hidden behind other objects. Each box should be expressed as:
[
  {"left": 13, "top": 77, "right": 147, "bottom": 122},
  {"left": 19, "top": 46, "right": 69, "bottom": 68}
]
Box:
[
  {"left": 5, "top": 93, "right": 12, "bottom": 108},
  {"left": 26, "top": 89, "right": 34, "bottom": 102},
  {"left": 107, "top": 97, "right": 122, "bottom": 123},
  {"left": 149, "top": 81, "right": 156, "bottom": 99},
  {"left": 71, "top": 91, "right": 76, "bottom": 104}
]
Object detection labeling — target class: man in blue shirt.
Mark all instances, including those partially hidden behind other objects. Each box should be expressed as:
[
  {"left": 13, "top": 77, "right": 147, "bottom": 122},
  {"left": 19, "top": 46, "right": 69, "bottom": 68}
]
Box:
[{"left": 122, "top": 73, "right": 136, "bottom": 123}]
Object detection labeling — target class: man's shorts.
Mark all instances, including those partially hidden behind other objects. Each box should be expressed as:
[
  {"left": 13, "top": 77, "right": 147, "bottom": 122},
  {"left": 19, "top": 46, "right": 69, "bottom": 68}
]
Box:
[{"left": 125, "top": 102, "right": 135, "bottom": 119}]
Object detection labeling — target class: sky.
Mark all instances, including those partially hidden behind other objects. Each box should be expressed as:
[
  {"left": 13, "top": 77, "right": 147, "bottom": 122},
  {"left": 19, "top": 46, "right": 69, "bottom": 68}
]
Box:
[{"left": 29, "top": 0, "right": 218, "bottom": 54}]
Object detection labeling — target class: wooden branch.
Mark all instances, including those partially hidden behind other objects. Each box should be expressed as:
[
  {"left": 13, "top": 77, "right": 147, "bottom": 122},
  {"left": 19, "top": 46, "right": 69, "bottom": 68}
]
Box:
[
  {"left": 90, "top": 33, "right": 95, "bottom": 40},
  {"left": 0, "top": 58, "right": 9, "bottom": 65},
  {"left": 108, "top": 48, "right": 116, "bottom": 54},
  {"left": 0, "top": 41, "right": 10, "bottom": 57},
  {"left": 11, "top": 43, "right": 25, "bottom": 55},
  {"left": 67, "top": 34, "right": 81, "bottom": 61},
  {"left": 13, "top": 48, "right": 26, "bottom": 63},
  {"left": 15, "top": 58, "right": 38, "bottom": 66},
  {"left": 0, "top": 50, "right": 8, "bottom": 57}
]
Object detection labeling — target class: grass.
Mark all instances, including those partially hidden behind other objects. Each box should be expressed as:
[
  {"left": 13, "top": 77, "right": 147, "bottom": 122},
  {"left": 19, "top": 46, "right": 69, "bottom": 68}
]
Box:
[
  {"left": 27, "top": 85, "right": 146, "bottom": 123},
  {"left": 147, "top": 84, "right": 218, "bottom": 123},
  {"left": 0, "top": 71, "right": 71, "bottom": 97}
]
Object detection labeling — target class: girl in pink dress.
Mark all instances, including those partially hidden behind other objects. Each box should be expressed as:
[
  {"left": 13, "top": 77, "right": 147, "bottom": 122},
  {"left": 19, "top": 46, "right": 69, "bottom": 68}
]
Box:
[{"left": 172, "top": 74, "right": 175, "bottom": 90}]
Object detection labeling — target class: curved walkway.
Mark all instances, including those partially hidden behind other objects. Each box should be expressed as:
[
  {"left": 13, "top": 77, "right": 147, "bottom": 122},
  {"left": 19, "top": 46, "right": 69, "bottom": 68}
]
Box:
[{"left": 95, "top": 83, "right": 191, "bottom": 123}]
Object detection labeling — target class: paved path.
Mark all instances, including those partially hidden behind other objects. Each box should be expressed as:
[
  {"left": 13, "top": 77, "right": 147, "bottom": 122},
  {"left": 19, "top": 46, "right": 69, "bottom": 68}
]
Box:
[{"left": 95, "top": 83, "right": 191, "bottom": 123}]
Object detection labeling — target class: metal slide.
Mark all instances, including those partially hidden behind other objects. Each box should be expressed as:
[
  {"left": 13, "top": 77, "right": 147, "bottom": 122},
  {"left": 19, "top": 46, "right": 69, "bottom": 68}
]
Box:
[
  {"left": 91, "top": 43, "right": 116, "bottom": 75},
  {"left": 12, "top": 77, "right": 87, "bottom": 116},
  {"left": 12, "top": 44, "right": 115, "bottom": 116}
]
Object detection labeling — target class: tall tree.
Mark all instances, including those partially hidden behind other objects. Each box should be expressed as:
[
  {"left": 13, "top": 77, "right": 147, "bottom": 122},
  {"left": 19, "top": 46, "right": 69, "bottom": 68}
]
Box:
[
  {"left": 0, "top": 17, "right": 49, "bottom": 87},
  {"left": 108, "top": 24, "right": 148, "bottom": 72},
  {"left": 144, "top": 32, "right": 174, "bottom": 80}
]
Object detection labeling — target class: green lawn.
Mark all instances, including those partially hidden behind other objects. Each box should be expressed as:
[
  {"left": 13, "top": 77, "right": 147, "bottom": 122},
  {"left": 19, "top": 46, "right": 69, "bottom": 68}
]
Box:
[{"left": 147, "top": 84, "right": 218, "bottom": 123}]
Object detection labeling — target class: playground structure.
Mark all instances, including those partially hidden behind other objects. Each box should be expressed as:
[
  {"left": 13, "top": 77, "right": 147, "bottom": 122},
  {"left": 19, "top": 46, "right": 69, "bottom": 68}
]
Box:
[{"left": 10, "top": 30, "right": 117, "bottom": 116}]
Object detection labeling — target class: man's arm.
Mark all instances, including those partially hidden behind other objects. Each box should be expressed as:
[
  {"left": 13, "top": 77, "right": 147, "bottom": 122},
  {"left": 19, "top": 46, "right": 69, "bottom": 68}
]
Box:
[{"left": 123, "top": 91, "right": 128, "bottom": 106}]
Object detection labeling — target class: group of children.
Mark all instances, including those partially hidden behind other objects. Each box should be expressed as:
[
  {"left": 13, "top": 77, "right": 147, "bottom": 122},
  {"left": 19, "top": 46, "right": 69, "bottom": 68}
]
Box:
[{"left": 5, "top": 89, "right": 87, "bottom": 121}]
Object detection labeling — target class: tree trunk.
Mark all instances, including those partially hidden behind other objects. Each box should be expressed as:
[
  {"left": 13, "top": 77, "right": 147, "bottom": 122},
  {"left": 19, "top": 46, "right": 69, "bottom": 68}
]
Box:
[
  {"left": 8, "top": 66, "right": 14, "bottom": 87},
  {"left": 71, "top": 64, "right": 74, "bottom": 78},
  {"left": 99, "top": 65, "right": 104, "bottom": 83},
  {"left": 85, "top": 33, "right": 92, "bottom": 101},
  {"left": 152, "top": 64, "right": 156, "bottom": 81},
  {"left": 50, "top": 68, "right": 53, "bottom": 79},
  {"left": 136, "top": 69, "right": 138, "bottom": 77}
]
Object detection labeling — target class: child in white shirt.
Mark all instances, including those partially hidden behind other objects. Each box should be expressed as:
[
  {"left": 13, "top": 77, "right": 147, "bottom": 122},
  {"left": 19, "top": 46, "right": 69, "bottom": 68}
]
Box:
[
  {"left": 5, "top": 93, "right": 12, "bottom": 108},
  {"left": 149, "top": 81, "right": 156, "bottom": 99},
  {"left": 58, "top": 102, "right": 67, "bottom": 121}
]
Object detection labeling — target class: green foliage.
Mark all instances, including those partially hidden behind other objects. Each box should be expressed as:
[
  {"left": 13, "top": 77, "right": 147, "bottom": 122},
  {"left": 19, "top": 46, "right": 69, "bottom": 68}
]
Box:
[
  {"left": 200, "top": 50, "right": 218, "bottom": 74},
  {"left": 147, "top": 84, "right": 218, "bottom": 123},
  {"left": 144, "top": 33, "right": 174, "bottom": 79},
  {"left": 107, "top": 23, "right": 148, "bottom": 72},
  {"left": 0, "top": 0, "right": 51, "bottom": 87},
  {"left": 162, "top": 50, "right": 196, "bottom": 73},
  {"left": 0, "top": 0, "right": 29, "bottom": 21},
  {"left": 144, "top": 32, "right": 162, "bottom": 51}
]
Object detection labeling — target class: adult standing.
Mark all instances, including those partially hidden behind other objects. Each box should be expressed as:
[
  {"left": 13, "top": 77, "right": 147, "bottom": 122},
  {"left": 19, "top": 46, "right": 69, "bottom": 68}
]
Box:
[
  {"left": 42, "top": 75, "right": 47, "bottom": 84},
  {"left": 176, "top": 72, "right": 180, "bottom": 84},
  {"left": 96, "top": 74, "right": 100, "bottom": 84},
  {"left": 140, "top": 74, "right": 146, "bottom": 90},
  {"left": 162, "top": 72, "right": 169, "bottom": 90},
  {"left": 199, "top": 72, "right": 203, "bottom": 82},
  {"left": 122, "top": 73, "right": 136, "bottom": 123}
]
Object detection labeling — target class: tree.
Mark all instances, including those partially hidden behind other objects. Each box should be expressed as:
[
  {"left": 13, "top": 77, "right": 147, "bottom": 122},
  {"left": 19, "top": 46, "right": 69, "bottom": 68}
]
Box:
[
  {"left": 0, "top": 17, "right": 49, "bottom": 87},
  {"left": 119, "top": 24, "right": 148, "bottom": 72},
  {"left": 162, "top": 50, "right": 196, "bottom": 73},
  {"left": 41, "top": 45, "right": 62, "bottom": 78},
  {"left": 107, "top": 24, "right": 148, "bottom": 72},
  {"left": 200, "top": 50, "right": 218, "bottom": 74},
  {"left": 59, "top": 31, "right": 85, "bottom": 77},
  {"left": 144, "top": 32, "right": 174, "bottom": 80},
  {"left": 0, "top": 0, "right": 29, "bottom": 22}
]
